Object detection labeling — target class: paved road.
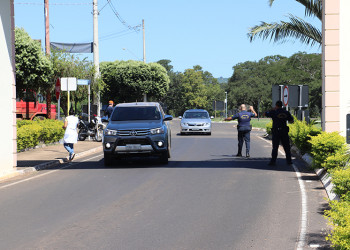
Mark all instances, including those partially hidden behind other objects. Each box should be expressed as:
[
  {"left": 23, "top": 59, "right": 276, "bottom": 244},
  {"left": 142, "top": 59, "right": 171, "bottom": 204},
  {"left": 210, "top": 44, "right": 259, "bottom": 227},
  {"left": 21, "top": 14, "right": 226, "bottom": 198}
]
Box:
[{"left": 0, "top": 122, "right": 330, "bottom": 249}]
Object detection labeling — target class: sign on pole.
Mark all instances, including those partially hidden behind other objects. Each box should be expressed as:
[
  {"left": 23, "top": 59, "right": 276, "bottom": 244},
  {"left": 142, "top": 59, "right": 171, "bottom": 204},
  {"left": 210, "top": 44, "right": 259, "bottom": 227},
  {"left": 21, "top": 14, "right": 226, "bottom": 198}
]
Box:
[
  {"left": 283, "top": 85, "right": 289, "bottom": 106},
  {"left": 55, "top": 78, "right": 61, "bottom": 120},
  {"left": 61, "top": 77, "right": 77, "bottom": 91},
  {"left": 77, "top": 79, "right": 91, "bottom": 85}
]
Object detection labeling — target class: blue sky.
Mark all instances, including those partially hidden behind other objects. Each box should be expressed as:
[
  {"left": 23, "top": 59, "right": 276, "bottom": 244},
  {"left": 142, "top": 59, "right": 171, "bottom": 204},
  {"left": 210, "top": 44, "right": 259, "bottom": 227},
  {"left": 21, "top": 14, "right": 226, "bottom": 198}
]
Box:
[{"left": 14, "top": 0, "right": 321, "bottom": 78}]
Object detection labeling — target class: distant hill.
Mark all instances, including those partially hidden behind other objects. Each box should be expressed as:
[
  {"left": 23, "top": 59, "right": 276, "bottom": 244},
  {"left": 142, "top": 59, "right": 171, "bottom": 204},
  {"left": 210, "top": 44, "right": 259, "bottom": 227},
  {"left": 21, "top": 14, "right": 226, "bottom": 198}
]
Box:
[{"left": 217, "top": 77, "right": 229, "bottom": 84}]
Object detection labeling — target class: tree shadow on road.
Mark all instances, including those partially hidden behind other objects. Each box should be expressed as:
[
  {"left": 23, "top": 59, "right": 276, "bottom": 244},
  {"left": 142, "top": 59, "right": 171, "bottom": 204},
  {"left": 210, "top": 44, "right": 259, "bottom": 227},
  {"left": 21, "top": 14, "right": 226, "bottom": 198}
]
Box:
[{"left": 50, "top": 155, "right": 298, "bottom": 173}]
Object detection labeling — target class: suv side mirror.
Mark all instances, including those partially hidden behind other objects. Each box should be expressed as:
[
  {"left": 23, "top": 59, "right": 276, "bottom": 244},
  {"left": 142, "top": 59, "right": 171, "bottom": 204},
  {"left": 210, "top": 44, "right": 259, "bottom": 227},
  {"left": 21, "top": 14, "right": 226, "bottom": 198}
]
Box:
[{"left": 164, "top": 115, "right": 173, "bottom": 121}]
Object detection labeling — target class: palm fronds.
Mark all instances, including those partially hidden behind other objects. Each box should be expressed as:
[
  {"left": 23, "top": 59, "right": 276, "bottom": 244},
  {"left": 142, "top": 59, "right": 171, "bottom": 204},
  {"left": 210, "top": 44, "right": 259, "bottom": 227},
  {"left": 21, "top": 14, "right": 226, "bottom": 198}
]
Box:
[
  {"left": 269, "top": 0, "right": 322, "bottom": 20},
  {"left": 248, "top": 9, "right": 322, "bottom": 47}
]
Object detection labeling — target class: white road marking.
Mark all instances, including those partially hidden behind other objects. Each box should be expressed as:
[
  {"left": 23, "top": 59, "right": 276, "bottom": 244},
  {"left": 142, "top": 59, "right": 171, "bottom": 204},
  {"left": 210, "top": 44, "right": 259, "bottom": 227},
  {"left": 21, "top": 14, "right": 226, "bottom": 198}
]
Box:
[
  {"left": 257, "top": 136, "right": 308, "bottom": 250},
  {"left": 309, "top": 244, "right": 321, "bottom": 248},
  {"left": 0, "top": 154, "right": 104, "bottom": 190}
]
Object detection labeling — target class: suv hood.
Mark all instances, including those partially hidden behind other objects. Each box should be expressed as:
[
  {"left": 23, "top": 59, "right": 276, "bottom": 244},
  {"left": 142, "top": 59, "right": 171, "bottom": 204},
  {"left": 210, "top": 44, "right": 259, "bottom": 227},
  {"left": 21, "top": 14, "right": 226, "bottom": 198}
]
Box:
[{"left": 107, "top": 120, "right": 163, "bottom": 130}]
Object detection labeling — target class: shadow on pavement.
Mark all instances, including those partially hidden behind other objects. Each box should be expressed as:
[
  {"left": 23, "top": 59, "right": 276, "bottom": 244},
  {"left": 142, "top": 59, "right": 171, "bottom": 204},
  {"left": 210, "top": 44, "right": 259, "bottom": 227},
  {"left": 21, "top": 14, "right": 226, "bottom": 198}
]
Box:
[{"left": 48, "top": 155, "right": 297, "bottom": 172}]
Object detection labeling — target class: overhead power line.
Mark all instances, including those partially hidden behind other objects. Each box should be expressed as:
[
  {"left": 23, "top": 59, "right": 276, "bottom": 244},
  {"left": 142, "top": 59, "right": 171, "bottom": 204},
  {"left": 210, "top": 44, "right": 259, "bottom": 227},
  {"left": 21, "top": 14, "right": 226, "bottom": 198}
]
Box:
[
  {"left": 15, "top": 2, "right": 92, "bottom": 5},
  {"left": 107, "top": 0, "right": 141, "bottom": 32}
]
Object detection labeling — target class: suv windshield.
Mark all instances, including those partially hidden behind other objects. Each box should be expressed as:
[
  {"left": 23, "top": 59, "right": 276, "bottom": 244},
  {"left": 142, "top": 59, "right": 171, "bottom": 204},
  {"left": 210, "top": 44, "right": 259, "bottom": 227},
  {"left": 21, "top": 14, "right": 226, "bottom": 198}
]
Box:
[
  {"left": 111, "top": 106, "right": 161, "bottom": 121},
  {"left": 184, "top": 112, "right": 209, "bottom": 119}
]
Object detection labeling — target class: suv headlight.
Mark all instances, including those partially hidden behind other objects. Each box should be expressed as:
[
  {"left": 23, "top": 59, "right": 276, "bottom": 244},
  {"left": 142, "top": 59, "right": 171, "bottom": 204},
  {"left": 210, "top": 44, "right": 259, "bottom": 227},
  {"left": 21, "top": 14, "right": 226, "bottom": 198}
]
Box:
[
  {"left": 181, "top": 122, "right": 187, "bottom": 126},
  {"left": 150, "top": 127, "right": 164, "bottom": 134},
  {"left": 204, "top": 123, "right": 210, "bottom": 126},
  {"left": 105, "top": 129, "right": 117, "bottom": 136}
]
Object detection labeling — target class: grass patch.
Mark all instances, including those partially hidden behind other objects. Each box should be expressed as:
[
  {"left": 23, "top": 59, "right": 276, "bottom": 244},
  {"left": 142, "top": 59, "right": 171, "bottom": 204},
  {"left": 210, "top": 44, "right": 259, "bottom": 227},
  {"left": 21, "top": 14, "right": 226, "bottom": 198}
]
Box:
[{"left": 250, "top": 118, "right": 271, "bottom": 129}]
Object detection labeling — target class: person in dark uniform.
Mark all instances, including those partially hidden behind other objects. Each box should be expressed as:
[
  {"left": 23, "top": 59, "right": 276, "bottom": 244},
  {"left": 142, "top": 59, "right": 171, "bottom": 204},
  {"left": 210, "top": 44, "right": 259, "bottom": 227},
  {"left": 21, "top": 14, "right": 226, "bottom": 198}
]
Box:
[
  {"left": 264, "top": 100, "right": 294, "bottom": 166},
  {"left": 226, "top": 104, "right": 257, "bottom": 157},
  {"left": 105, "top": 100, "right": 114, "bottom": 119}
]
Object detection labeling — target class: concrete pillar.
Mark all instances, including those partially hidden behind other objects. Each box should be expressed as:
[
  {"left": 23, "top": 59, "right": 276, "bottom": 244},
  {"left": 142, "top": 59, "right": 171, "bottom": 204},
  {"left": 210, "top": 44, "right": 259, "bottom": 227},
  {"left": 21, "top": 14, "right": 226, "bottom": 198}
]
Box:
[
  {"left": 0, "top": 0, "right": 17, "bottom": 177},
  {"left": 323, "top": 0, "right": 350, "bottom": 136}
]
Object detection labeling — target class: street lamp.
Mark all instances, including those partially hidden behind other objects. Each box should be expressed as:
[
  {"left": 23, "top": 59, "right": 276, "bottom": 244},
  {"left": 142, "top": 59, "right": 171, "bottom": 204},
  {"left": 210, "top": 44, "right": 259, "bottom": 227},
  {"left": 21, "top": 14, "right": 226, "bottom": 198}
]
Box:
[{"left": 225, "top": 91, "right": 228, "bottom": 119}]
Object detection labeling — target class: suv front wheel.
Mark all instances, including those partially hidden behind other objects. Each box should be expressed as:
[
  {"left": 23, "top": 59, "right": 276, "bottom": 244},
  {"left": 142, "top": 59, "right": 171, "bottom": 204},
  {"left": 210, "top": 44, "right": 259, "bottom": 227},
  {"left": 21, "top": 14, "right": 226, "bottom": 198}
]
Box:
[
  {"left": 104, "top": 153, "right": 114, "bottom": 166},
  {"left": 159, "top": 151, "right": 169, "bottom": 164}
]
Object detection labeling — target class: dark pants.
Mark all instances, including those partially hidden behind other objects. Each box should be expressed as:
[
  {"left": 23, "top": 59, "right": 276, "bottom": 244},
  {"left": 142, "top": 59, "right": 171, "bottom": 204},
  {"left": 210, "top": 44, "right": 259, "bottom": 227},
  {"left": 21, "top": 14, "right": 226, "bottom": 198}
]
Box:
[
  {"left": 271, "top": 130, "right": 292, "bottom": 163},
  {"left": 238, "top": 130, "right": 250, "bottom": 154}
]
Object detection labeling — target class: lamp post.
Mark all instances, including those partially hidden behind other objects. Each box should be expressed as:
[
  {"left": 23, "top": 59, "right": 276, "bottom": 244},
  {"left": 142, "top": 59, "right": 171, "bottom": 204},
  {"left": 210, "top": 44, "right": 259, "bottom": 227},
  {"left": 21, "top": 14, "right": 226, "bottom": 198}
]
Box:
[{"left": 225, "top": 91, "right": 228, "bottom": 119}]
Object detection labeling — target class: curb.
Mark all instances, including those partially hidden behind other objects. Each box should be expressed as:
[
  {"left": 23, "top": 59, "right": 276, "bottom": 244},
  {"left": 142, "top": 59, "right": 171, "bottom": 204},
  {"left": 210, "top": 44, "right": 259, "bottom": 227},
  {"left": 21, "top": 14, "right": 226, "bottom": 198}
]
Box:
[
  {"left": 1, "top": 146, "right": 103, "bottom": 181},
  {"left": 292, "top": 146, "right": 339, "bottom": 201}
]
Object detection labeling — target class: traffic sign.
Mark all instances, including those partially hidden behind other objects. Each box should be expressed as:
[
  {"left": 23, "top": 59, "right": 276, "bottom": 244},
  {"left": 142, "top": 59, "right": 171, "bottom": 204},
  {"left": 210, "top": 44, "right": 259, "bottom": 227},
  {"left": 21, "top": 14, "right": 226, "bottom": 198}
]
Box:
[
  {"left": 61, "top": 77, "right": 77, "bottom": 91},
  {"left": 283, "top": 85, "right": 289, "bottom": 106},
  {"left": 55, "top": 78, "right": 60, "bottom": 100}
]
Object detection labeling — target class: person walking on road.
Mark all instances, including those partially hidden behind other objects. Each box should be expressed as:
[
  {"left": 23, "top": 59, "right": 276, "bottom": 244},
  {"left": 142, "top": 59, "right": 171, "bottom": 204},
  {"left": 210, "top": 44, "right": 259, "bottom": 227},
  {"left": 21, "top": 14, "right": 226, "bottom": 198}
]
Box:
[
  {"left": 63, "top": 109, "right": 79, "bottom": 161},
  {"left": 105, "top": 100, "right": 114, "bottom": 119},
  {"left": 264, "top": 100, "right": 294, "bottom": 166},
  {"left": 226, "top": 104, "right": 257, "bottom": 157}
]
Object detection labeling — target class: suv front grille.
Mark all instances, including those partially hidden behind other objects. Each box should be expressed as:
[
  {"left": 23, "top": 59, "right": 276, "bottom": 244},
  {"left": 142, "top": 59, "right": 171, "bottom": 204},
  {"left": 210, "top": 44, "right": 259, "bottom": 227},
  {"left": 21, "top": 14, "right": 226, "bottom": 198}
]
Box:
[
  {"left": 117, "top": 129, "right": 150, "bottom": 136},
  {"left": 117, "top": 139, "right": 150, "bottom": 146}
]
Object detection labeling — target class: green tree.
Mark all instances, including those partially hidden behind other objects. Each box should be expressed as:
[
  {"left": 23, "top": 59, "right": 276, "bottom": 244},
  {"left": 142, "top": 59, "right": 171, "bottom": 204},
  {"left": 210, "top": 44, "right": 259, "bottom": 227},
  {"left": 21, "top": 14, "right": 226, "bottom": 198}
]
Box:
[
  {"left": 15, "top": 27, "right": 53, "bottom": 99},
  {"left": 50, "top": 50, "right": 97, "bottom": 115},
  {"left": 157, "top": 60, "right": 226, "bottom": 116},
  {"left": 248, "top": 0, "right": 322, "bottom": 47},
  {"left": 100, "top": 60, "right": 170, "bottom": 104},
  {"left": 227, "top": 53, "right": 321, "bottom": 117}
]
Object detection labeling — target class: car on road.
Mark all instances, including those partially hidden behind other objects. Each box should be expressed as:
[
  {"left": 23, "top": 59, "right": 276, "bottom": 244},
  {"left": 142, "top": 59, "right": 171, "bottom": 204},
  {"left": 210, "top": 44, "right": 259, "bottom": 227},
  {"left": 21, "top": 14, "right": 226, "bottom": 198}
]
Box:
[
  {"left": 180, "top": 109, "right": 211, "bottom": 135},
  {"left": 103, "top": 102, "right": 173, "bottom": 166}
]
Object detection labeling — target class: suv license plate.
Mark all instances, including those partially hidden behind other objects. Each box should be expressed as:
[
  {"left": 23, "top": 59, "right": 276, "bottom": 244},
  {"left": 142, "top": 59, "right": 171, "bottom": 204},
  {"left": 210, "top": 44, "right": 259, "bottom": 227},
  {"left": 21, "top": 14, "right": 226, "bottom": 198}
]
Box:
[{"left": 126, "top": 144, "right": 141, "bottom": 151}]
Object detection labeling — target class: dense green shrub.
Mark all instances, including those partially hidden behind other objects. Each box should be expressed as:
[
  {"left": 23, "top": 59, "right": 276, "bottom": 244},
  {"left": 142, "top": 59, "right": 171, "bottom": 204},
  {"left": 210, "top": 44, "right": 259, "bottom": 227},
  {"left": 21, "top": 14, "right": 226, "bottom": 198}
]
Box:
[
  {"left": 325, "top": 199, "right": 350, "bottom": 249},
  {"left": 37, "top": 119, "right": 65, "bottom": 144},
  {"left": 309, "top": 132, "right": 347, "bottom": 169},
  {"left": 325, "top": 152, "right": 349, "bottom": 172},
  {"left": 17, "top": 120, "right": 33, "bottom": 128},
  {"left": 331, "top": 168, "right": 350, "bottom": 200},
  {"left": 266, "top": 120, "right": 272, "bottom": 135},
  {"left": 288, "top": 118, "right": 322, "bottom": 154},
  {"left": 17, "top": 119, "right": 64, "bottom": 151},
  {"left": 17, "top": 123, "right": 43, "bottom": 151}
]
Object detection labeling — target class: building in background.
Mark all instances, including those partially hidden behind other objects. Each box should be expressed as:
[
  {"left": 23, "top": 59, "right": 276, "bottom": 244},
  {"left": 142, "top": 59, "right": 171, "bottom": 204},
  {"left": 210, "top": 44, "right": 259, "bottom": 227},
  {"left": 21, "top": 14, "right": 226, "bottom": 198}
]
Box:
[
  {"left": 0, "top": 0, "right": 17, "bottom": 178},
  {"left": 322, "top": 0, "right": 350, "bottom": 137}
]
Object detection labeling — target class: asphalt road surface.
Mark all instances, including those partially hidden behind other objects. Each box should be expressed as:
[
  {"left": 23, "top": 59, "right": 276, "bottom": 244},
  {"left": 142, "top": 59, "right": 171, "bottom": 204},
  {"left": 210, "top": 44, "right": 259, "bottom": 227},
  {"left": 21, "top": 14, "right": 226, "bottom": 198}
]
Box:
[{"left": 0, "top": 122, "right": 330, "bottom": 250}]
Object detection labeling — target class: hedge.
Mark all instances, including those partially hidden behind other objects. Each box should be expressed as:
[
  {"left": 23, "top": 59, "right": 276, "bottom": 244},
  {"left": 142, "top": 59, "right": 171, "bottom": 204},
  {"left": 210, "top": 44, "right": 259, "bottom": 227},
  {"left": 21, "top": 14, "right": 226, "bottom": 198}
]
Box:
[
  {"left": 17, "top": 119, "right": 64, "bottom": 151},
  {"left": 325, "top": 199, "right": 350, "bottom": 249},
  {"left": 309, "top": 132, "right": 347, "bottom": 169},
  {"left": 266, "top": 118, "right": 350, "bottom": 249},
  {"left": 288, "top": 118, "right": 321, "bottom": 154}
]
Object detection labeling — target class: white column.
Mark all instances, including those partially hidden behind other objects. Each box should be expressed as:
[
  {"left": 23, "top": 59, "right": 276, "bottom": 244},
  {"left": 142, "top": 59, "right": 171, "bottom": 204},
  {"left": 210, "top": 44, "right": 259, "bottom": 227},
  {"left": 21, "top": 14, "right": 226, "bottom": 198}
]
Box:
[
  {"left": 339, "top": 0, "right": 350, "bottom": 137},
  {"left": 0, "top": 0, "right": 17, "bottom": 177}
]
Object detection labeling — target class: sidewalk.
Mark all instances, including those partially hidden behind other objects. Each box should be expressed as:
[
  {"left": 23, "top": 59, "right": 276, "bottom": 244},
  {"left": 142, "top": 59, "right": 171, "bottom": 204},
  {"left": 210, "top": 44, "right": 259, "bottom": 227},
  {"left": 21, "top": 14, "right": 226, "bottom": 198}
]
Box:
[{"left": 1, "top": 140, "right": 102, "bottom": 181}]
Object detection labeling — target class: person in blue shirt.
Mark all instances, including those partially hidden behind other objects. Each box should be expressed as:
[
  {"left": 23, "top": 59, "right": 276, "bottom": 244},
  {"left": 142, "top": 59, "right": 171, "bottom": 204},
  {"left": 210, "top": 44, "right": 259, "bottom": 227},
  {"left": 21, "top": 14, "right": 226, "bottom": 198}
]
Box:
[
  {"left": 226, "top": 104, "right": 257, "bottom": 157},
  {"left": 265, "top": 100, "right": 294, "bottom": 166},
  {"left": 105, "top": 100, "right": 114, "bottom": 119}
]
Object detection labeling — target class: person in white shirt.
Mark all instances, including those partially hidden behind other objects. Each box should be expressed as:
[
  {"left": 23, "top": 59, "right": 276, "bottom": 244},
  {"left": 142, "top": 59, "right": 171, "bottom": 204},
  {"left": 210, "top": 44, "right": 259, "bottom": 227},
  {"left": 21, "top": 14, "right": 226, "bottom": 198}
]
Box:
[{"left": 63, "top": 109, "right": 79, "bottom": 161}]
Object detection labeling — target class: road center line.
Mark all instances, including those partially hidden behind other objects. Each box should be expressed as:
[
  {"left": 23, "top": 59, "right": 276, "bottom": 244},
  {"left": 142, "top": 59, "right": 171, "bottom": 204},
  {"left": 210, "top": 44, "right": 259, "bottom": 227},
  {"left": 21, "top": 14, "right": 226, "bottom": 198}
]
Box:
[
  {"left": 256, "top": 136, "right": 307, "bottom": 250},
  {"left": 0, "top": 154, "right": 104, "bottom": 190}
]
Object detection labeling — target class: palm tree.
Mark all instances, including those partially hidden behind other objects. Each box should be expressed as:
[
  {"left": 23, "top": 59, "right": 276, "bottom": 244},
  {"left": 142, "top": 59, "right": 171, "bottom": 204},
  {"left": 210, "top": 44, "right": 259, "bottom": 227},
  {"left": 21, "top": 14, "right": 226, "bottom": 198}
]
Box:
[{"left": 248, "top": 0, "right": 322, "bottom": 47}]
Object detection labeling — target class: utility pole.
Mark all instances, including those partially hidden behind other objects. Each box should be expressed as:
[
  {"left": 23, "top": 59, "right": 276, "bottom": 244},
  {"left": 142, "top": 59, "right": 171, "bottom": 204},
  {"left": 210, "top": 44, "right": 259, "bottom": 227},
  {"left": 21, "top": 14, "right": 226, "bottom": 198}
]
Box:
[
  {"left": 44, "top": 0, "right": 52, "bottom": 119},
  {"left": 143, "top": 19, "right": 147, "bottom": 102},
  {"left": 93, "top": 0, "right": 100, "bottom": 116},
  {"left": 143, "top": 19, "right": 146, "bottom": 63},
  {"left": 44, "top": 0, "right": 50, "bottom": 55},
  {"left": 225, "top": 92, "right": 228, "bottom": 119}
]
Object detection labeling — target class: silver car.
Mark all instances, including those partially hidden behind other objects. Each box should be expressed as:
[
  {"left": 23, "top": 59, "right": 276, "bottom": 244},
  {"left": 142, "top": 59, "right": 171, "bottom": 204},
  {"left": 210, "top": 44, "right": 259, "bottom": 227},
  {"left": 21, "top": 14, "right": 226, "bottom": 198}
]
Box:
[{"left": 180, "top": 109, "right": 211, "bottom": 135}]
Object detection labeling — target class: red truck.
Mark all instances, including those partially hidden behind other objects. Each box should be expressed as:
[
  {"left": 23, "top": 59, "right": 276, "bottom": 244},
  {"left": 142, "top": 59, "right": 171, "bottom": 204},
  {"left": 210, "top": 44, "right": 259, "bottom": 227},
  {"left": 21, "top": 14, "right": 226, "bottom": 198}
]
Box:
[{"left": 16, "top": 100, "right": 57, "bottom": 120}]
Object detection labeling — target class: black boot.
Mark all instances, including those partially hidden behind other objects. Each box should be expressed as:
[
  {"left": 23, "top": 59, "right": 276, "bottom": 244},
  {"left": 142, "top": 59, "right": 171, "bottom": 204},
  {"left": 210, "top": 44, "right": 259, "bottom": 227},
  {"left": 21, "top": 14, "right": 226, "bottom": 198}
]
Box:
[{"left": 236, "top": 152, "right": 242, "bottom": 157}]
